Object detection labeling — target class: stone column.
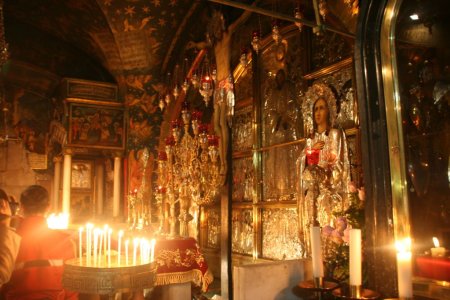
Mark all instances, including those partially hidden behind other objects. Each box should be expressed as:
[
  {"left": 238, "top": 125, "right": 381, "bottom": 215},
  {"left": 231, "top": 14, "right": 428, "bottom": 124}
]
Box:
[
  {"left": 52, "top": 156, "right": 62, "bottom": 212},
  {"left": 113, "top": 155, "right": 121, "bottom": 218},
  {"left": 96, "top": 162, "right": 104, "bottom": 216},
  {"left": 62, "top": 149, "right": 72, "bottom": 215}
]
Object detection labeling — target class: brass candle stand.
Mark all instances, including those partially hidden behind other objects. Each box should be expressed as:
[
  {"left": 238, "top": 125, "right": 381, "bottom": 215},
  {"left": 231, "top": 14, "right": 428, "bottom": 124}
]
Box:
[
  {"left": 294, "top": 277, "right": 339, "bottom": 300},
  {"left": 63, "top": 257, "right": 157, "bottom": 298},
  {"left": 332, "top": 284, "right": 381, "bottom": 300}
]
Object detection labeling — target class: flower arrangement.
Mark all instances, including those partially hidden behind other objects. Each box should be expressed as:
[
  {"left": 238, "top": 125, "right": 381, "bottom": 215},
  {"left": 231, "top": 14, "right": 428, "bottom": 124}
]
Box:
[{"left": 322, "top": 182, "right": 365, "bottom": 282}]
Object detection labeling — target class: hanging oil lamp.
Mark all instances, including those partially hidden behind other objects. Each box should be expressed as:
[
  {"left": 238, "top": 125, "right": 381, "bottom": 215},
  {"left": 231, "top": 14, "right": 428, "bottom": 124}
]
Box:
[
  {"left": 294, "top": 7, "right": 303, "bottom": 32},
  {"left": 240, "top": 47, "right": 248, "bottom": 67},
  {"left": 251, "top": 30, "right": 261, "bottom": 53},
  {"left": 272, "top": 20, "right": 281, "bottom": 43}
]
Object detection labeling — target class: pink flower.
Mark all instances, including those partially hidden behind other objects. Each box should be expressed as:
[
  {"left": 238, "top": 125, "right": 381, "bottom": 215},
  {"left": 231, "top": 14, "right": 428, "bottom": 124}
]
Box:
[
  {"left": 322, "top": 225, "right": 334, "bottom": 238},
  {"left": 331, "top": 229, "right": 343, "bottom": 244},
  {"left": 348, "top": 181, "right": 357, "bottom": 193},
  {"left": 335, "top": 217, "right": 347, "bottom": 232},
  {"left": 358, "top": 187, "right": 365, "bottom": 201}
]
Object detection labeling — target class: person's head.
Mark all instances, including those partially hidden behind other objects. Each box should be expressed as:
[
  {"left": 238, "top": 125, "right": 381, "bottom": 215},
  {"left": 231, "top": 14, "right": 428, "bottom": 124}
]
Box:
[
  {"left": 303, "top": 83, "right": 337, "bottom": 136},
  {"left": 313, "top": 98, "right": 330, "bottom": 129},
  {"left": 20, "top": 185, "right": 50, "bottom": 217}
]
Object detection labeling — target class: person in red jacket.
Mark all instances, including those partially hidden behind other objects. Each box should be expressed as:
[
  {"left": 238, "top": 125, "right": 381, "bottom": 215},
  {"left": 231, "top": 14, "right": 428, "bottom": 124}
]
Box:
[{"left": 2, "top": 185, "right": 78, "bottom": 300}]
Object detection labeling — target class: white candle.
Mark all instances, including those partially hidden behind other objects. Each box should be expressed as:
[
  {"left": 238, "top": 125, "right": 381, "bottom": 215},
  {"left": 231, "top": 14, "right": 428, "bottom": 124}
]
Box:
[
  {"left": 133, "top": 238, "right": 139, "bottom": 266},
  {"left": 103, "top": 225, "right": 108, "bottom": 258},
  {"left": 310, "top": 226, "right": 324, "bottom": 278},
  {"left": 78, "top": 227, "right": 83, "bottom": 264},
  {"left": 108, "top": 229, "right": 112, "bottom": 267},
  {"left": 86, "top": 223, "right": 93, "bottom": 266},
  {"left": 93, "top": 229, "right": 99, "bottom": 266},
  {"left": 118, "top": 230, "right": 123, "bottom": 266},
  {"left": 349, "top": 229, "right": 362, "bottom": 286},
  {"left": 125, "top": 239, "right": 129, "bottom": 266},
  {"left": 150, "top": 239, "right": 156, "bottom": 263},
  {"left": 98, "top": 231, "right": 104, "bottom": 266},
  {"left": 396, "top": 238, "right": 413, "bottom": 298},
  {"left": 431, "top": 237, "right": 446, "bottom": 257},
  {"left": 140, "top": 239, "right": 144, "bottom": 265}
]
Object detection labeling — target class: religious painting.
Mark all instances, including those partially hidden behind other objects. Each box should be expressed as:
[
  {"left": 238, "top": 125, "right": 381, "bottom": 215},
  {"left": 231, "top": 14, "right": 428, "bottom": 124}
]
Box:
[
  {"left": 70, "top": 192, "right": 93, "bottom": 222},
  {"left": 304, "top": 58, "right": 357, "bottom": 130},
  {"left": 71, "top": 161, "right": 93, "bottom": 189},
  {"left": 68, "top": 103, "right": 125, "bottom": 150}
]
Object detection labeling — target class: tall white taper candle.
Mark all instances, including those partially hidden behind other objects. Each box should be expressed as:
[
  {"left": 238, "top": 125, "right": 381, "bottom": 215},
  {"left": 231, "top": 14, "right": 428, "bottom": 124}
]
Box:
[
  {"left": 310, "top": 226, "right": 324, "bottom": 278},
  {"left": 396, "top": 238, "right": 413, "bottom": 298},
  {"left": 349, "top": 229, "right": 362, "bottom": 286}
]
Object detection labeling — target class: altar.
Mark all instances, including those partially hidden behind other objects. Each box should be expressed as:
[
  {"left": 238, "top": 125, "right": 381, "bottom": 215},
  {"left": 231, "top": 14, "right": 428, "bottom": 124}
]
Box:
[{"left": 63, "top": 233, "right": 213, "bottom": 300}]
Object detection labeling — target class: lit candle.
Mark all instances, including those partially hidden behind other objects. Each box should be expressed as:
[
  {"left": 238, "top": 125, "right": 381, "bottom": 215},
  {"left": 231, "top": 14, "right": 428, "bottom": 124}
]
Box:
[
  {"left": 98, "top": 230, "right": 104, "bottom": 266},
  {"left": 396, "top": 238, "right": 413, "bottom": 298},
  {"left": 133, "top": 238, "right": 139, "bottom": 266},
  {"left": 349, "top": 229, "right": 362, "bottom": 287},
  {"left": 150, "top": 239, "right": 156, "bottom": 263},
  {"left": 118, "top": 230, "right": 123, "bottom": 266},
  {"left": 108, "top": 228, "right": 112, "bottom": 267},
  {"left": 431, "top": 237, "right": 446, "bottom": 257},
  {"left": 103, "top": 225, "right": 108, "bottom": 258},
  {"left": 86, "top": 223, "right": 93, "bottom": 266},
  {"left": 140, "top": 239, "right": 144, "bottom": 265},
  {"left": 125, "top": 239, "right": 129, "bottom": 266},
  {"left": 310, "top": 226, "right": 324, "bottom": 278},
  {"left": 78, "top": 227, "right": 84, "bottom": 264},
  {"left": 93, "top": 228, "right": 99, "bottom": 266}
]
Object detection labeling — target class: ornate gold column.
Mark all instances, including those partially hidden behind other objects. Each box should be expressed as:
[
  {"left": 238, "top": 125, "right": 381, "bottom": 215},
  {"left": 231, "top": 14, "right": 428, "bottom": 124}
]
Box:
[
  {"left": 62, "top": 149, "right": 72, "bottom": 214},
  {"left": 52, "top": 155, "right": 62, "bottom": 212}
]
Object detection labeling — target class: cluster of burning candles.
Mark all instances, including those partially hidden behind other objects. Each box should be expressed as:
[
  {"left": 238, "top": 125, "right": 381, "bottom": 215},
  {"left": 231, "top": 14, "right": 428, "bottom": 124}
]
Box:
[
  {"left": 78, "top": 224, "right": 156, "bottom": 268},
  {"left": 310, "top": 227, "right": 415, "bottom": 298}
]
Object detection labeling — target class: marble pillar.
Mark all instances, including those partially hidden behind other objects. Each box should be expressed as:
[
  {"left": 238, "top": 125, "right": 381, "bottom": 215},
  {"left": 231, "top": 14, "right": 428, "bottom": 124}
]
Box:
[
  {"left": 62, "top": 152, "right": 72, "bottom": 214},
  {"left": 113, "top": 156, "right": 121, "bottom": 218},
  {"left": 52, "top": 156, "right": 62, "bottom": 212},
  {"left": 96, "top": 163, "right": 104, "bottom": 216}
]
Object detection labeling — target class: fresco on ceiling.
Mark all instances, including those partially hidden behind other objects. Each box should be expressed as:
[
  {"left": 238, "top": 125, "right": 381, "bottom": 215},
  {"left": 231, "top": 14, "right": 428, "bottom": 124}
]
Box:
[
  {"left": 97, "top": 0, "right": 196, "bottom": 203},
  {"left": 98, "top": 0, "right": 194, "bottom": 73}
]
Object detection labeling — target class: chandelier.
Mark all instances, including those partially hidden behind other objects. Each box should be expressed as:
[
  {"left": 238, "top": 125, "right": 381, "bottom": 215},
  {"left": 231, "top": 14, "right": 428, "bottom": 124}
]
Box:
[{"left": 156, "top": 101, "right": 221, "bottom": 237}]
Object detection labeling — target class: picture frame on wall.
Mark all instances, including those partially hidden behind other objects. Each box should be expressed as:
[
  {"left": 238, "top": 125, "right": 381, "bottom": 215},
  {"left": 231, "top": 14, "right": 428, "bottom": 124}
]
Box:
[
  {"left": 71, "top": 160, "right": 93, "bottom": 189},
  {"left": 68, "top": 102, "right": 125, "bottom": 150}
]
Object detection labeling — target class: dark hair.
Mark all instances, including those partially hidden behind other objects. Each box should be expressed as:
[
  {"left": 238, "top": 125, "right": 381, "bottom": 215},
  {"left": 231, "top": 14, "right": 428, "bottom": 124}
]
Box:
[
  {"left": 20, "top": 185, "right": 49, "bottom": 215},
  {"left": 0, "top": 188, "right": 7, "bottom": 201}
]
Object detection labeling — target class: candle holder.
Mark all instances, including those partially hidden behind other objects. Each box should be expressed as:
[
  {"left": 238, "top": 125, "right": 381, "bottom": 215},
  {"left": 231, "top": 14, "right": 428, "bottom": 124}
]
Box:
[
  {"left": 63, "top": 258, "right": 157, "bottom": 298},
  {"left": 294, "top": 277, "right": 339, "bottom": 300},
  {"left": 332, "top": 284, "right": 380, "bottom": 300}
]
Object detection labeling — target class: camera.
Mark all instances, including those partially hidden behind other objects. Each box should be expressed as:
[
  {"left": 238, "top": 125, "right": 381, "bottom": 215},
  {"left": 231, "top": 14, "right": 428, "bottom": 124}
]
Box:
[{"left": 7, "top": 197, "right": 19, "bottom": 216}]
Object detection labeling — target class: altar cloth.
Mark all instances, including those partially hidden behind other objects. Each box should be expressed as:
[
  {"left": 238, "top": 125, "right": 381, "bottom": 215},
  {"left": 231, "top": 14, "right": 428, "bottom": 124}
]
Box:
[
  {"left": 415, "top": 255, "right": 450, "bottom": 282},
  {"left": 153, "top": 237, "right": 214, "bottom": 292}
]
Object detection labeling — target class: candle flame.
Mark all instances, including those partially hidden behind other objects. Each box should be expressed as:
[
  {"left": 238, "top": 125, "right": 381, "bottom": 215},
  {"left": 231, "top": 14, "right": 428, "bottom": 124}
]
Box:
[
  {"left": 46, "top": 213, "right": 69, "bottom": 229},
  {"left": 395, "top": 237, "right": 412, "bottom": 253},
  {"left": 433, "top": 237, "right": 440, "bottom": 248},
  {"left": 118, "top": 230, "right": 124, "bottom": 237}
]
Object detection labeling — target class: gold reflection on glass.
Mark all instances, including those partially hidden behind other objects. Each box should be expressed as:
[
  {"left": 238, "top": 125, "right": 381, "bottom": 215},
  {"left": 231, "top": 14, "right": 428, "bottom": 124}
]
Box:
[{"left": 381, "top": 0, "right": 412, "bottom": 242}]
